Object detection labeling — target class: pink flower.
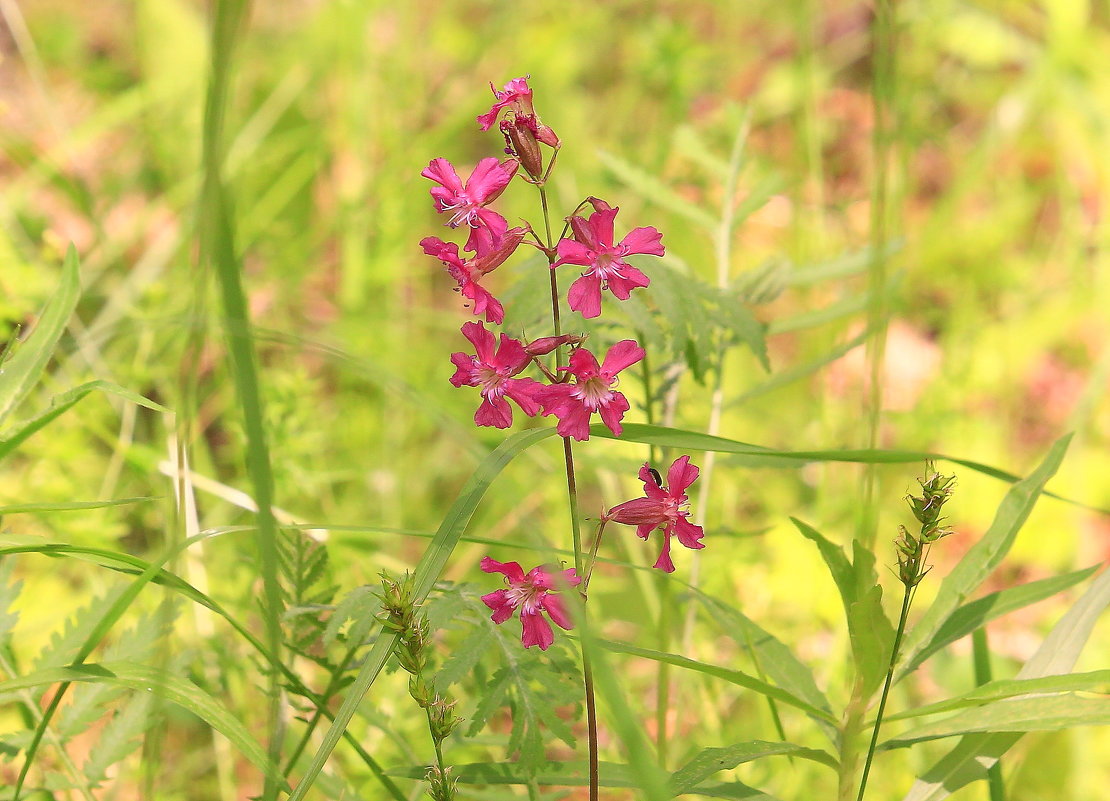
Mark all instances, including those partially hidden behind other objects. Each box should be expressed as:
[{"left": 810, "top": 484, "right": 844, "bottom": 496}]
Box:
[
  {"left": 480, "top": 557, "right": 581, "bottom": 650},
  {"left": 478, "top": 77, "right": 560, "bottom": 152},
  {"left": 449, "top": 321, "right": 542, "bottom": 428},
  {"left": 421, "top": 227, "right": 526, "bottom": 323},
  {"left": 535, "top": 340, "right": 644, "bottom": 441},
  {"left": 422, "top": 157, "right": 519, "bottom": 251},
  {"left": 606, "top": 456, "right": 705, "bottom": 573},
  {"left": 552, "top": 198, "right": 664, "bottom": 319}
]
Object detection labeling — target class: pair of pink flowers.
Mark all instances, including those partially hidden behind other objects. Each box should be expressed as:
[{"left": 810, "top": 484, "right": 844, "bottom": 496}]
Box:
[
  {"left": 484, "top": 456, "right": 704, "bottom": 648},
  {"left": 449, "top": 321, "right": 645, "bottom": 440}
]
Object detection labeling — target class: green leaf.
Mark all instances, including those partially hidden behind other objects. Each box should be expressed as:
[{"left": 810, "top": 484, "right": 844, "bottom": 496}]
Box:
[
  {"left": 0, "top": 245, "right": 79, "bottom": 428},
  {"left": 848, "top": 585, "right": 896, "bottom": 695},
  {"left": 790, "top": 518, "right": 855, "bottom": 606},
  {"left": 0, "top": 380, "right": 167, "bottom": 463},
  {"left": 83, "top": 691, "right": 158, "bottom": 788},
  {"left": 885, "top": 670, "right": 1110, "bottom": 723},
  {"left": 0, "top": 497, "right": 159, "bottom": 515},
  {"left": 898, "top": 434, "right": 1073, "bottom": 678},
  {"left": 597, "top": 149, "right": 717, "bottom": 230},
  {"left": 671, "top": 740, "right": 837, "bottom": 792},
  {"left": 287, "top": 428, "right": 556, "bottom": 801},
  {"left": 902, "top": 562, "right": 1110, "bottom": 800},
  {"left": 595, "top": 639, "right": 837, "bottom": 723},
  {"left": 0, "top": 662, "right": 285, "bottom": 789},
  {"left": 694, "top": 590, "right": 835, "bottom": 739},
  {"left": 883, "top": 694, "right": 1110, "bottom": 749},
  {"left": 899, "top": 566, "right": 1099, "bottom": 677}
]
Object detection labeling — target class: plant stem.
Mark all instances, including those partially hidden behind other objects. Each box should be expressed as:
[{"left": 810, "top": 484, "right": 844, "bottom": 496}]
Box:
[
  {"left": 856, "top": 581, "right": 913, "bottom": 801},
  {"left": 537, "top": 181, "right": 597, "bottom": 799}
]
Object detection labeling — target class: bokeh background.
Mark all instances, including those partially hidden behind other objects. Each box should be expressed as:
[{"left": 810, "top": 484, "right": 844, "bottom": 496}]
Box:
[{"left": 1, "top": 0, "right": 1109, "bottom": 798}]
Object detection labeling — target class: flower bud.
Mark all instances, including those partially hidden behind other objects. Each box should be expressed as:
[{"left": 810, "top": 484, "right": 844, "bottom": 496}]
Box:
[
  {"left": 472, "top": 227, "right": 528, "bottom": 276},
  {"left": 501, "top": 118, "right": 544, "bottom": 180},
  {"left": 524, "top": 333, "right": 580, "bottom": 357}
]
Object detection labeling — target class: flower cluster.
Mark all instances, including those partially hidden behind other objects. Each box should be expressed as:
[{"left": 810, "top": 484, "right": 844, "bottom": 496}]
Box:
[{"left": 422, "top": 77, "right": 705, "bottom": 648}]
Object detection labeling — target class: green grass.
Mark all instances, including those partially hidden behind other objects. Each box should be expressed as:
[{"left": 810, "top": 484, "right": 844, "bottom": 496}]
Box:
[{"left": 1, "top": 1, "right": 1109, "bottom": 799}]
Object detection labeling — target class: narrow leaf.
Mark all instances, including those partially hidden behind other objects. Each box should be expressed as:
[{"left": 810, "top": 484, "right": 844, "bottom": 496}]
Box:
[
  {"left": 597, "top": 150, "right": 717, "bottom": 230},
  {"left": 886, "top": 670, "right": 1110, "bottom": 723},
  {"left": 0, "top": 246, "right": 80, "bottom": 428},
  {"left": 900, "top": 566, "right": 1099, "bottom": 677},
  {"left": 671, "top": 740, "right": 837, "bottom": 792},
  {"left": 903, "top": 561, "right": 1110, "bottom": 800},
  {"left": 899, "top": 434, "right": 1073, "bottom": 676}
]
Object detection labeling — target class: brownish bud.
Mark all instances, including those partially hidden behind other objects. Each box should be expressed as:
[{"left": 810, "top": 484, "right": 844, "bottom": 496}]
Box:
[{"left": 501, "top": 118, "right": 544, "bottom": 179}]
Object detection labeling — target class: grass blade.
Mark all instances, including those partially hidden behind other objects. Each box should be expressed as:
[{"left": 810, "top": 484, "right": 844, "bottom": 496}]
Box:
[{"left": 0, "top": 245, "right": 79, "bottom": 428}]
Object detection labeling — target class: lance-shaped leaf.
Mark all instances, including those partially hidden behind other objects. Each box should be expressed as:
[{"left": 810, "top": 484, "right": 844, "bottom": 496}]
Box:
[
  {"left": 670, "top": 740, "right": 837, "bottom": 793},
  {"left": 0, "top": 246, "right": 80, "bottom": 428},
  {"left": 902, "top": 560, "right": 1110, "bottom": 800},
  {"left": 898, "top": 565, "right": 1099, "bottom": 678}
]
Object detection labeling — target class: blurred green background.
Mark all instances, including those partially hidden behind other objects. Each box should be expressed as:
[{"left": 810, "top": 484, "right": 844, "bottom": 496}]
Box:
[{"left": 1, "top": 0, "right": 1108, "bottom": 798}]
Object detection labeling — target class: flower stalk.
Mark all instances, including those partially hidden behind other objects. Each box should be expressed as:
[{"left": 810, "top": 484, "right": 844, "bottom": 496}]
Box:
[
  {"left": 379, "top": 573, "right": 462, "bottom": 801},
  {"left": 856, "top": 465, "right": 955, "bottom": 801}
]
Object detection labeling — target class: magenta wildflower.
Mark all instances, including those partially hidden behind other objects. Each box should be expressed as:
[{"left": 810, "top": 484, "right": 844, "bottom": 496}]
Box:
[
  {"left": 449, "top": 321, "right": 542, "bottom": 428},
  {"left": 480, "top": 556, "right": 581, "bottom": 650},
  {"left": 421, "top": 227, "right": 527, "bottom": 323},
  {"left": 422, "top": 157, "right": 519, "bottom": 250},
  {"left": 552, "top": 198, "right": 664, "bottom": 319},
  {"left": 477, "top": 77, "right": 559, "bottom": 145},
  {"left": 535, "top": 340, "right": 644, "bottom": 441},
  {"left": 606, "top": 455, "right": 705, "bottom": 573}
]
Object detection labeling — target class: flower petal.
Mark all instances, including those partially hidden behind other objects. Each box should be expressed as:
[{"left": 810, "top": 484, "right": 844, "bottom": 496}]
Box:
[
  {"left": 481, "top": 589, "right": 516, "bottom": 624},
  {"left": 421, "top": 158, "right": 464, "bottom": 195},
  {"left": 619, "top": 225, "right": 665, "bottom": 257},
  {"left": 465, "top": 158, "right": 518, "bottom": 204},
  {"left": 554, "top": 403, "right": 593, "bottom": 441},
  {"left": 421, "top": 236, "right": 462, "bottom": 266},
  {"left": 542, "top": 595, "right": 574, "bottom": 631},
  {"left": 460, "top": 321, "right": 497, "bottom": 364},
  {"left": 504, "top": 378, "right": 542, "bottom": 417},
  {"left": 597, "top": 391, "right": 630, "bottom": 437},
  {"left": 449, "top": 352, "right": 475, "bottom": 388},
  {"left": 600, "top": 340, "right": 645, "bottom": 378},
  {"left": 552, "top": 238, "right": 595, "bottom": 268},
  {"left": 637, "top": 463, "right": 668, "bottom": 499},
  {"left": 673, "top": 517, "right": 705, "bottom": 550},
  {"left": 480, "top": 556, "right": 526, "bottom": 583},
  {"left": 567, "top": 274, "right": 604, "bottom": 319},
  {"left": 607, "top": 497, "right": 667, "bottom": 526},
  {"left": 586, "top": 206, "right": 618, "bottom": 249},
  {"left": 653, "top": 532, "right": 675, "bottom": 573},
  {"left": 520, "top": 611, "right": 554, "bottom": 650},
  {"left": 667, "top": 455, "right": 700, "bottom": 495},
  {"left": 604, "top": 264, "right": 650, "bottom": 300},
  {"left": 566, "top": 346, "right": 602, "bottom": 378},
  {"left": 474, "top": 396, "right": 513, "bottom": 428}
]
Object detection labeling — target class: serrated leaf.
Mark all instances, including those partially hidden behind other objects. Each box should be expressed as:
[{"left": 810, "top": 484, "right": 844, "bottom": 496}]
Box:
[
  {"left": 83, "top": 690, "right": 159, "bottom": 787},
  {"left": 900, "top": 565, "right": 1099, "bottom": 677},
  {"left": 435, "top": 623, "right": 495, "bottom": 691},
  {"left": 714, "top": 293, "right": 768, "bottom": 371},
  {"left": 322, "top": 584, "right": 379, "bottom": 649},
  {"left": 33, "top": 587, "right": 130, "bottom": 671},
  {"left": 0, "top": 560, "right": 22, "bottom": 644},
  {"left": 0, "top": 662, "right": 286, "bottom": 789},
  {"left": 899, "top": 434, "right": 1073, "bottom": 678},
  {"left": 902, "top": 561, "right": 1110, "bottom": 800},
  {"left": 0, "top": 246, "right": 80, "bottom": 428},
  {"left": 671, "top": 740, "right": 837, "bottom": 792},
  {"left": 597, "top": 150, "right": 717, "bottom": 230}
]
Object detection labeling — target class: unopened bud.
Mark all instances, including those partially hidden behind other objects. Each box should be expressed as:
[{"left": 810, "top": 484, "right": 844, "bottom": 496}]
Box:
[
  {"left": 524, "top": 334, "right": 580, "bottom": 356},
  {"left": 501, "top": 118, "right": 544, "bottom": 179}
]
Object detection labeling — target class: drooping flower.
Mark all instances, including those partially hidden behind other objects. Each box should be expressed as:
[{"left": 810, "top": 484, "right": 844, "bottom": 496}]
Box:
[
  {"left": 421, "top": 227, "right": 527, "bottom": 323},
  {"left": 422, "top": 157, "right": 519, "bottom": 250},
  {"left": 605, "top": 456, "right": 705, "bottom": 573},
  {"left": 480, "top": 556, "right": 581, "bottom": 650},
  {"left": 449, "top": 321, "right": 542, "bottom": 428},
  {"left": 535, "top": 340, "right": 644, "bottom": 441},
  {"left": 477, "top": 77, "right": 559, "bottom": 145},
  {"left": 552, "top": 198, "right": 664, "bottom": 319}
]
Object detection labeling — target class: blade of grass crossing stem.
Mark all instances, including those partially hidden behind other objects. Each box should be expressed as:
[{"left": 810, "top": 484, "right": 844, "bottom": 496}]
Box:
[
  {"left": 0, "top": 532, "right": 406, "bottom": 800},
  {"left": 287, "top": 428, "right": 556, "bottom": 801},
  {"left": 597, "top": 425, "right": 1104, "bottom": 514},
  {"left": 0, "top": 245, "right": 79, "bottom": 428},
  {"left": 902, "top": 564, "right": 1110, "bottom": 801},
  {"left": 972, "top": 628, "right": 1006, "bottom": 801},
  {"left": 200, "top": 1, "right": 284, "bottom": 796},
  {"left": 898, "top": 434, "right": 1072, "bottom": 679}
]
